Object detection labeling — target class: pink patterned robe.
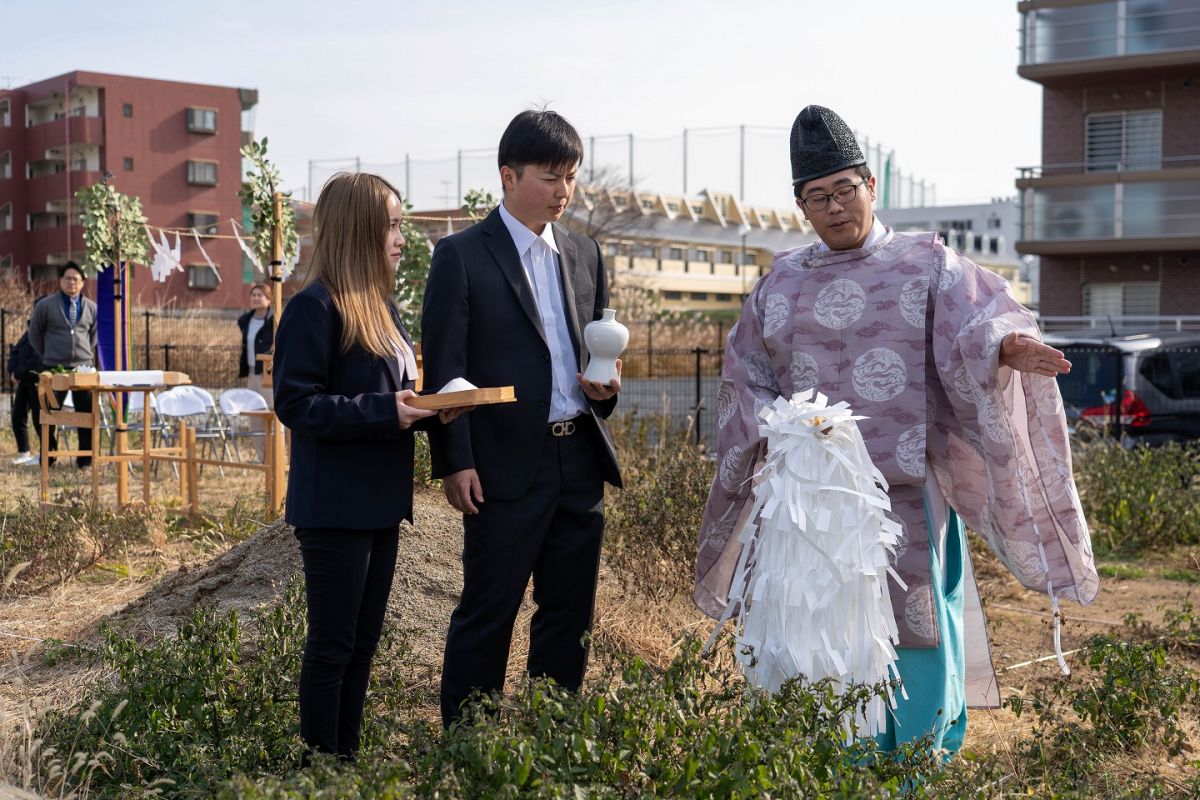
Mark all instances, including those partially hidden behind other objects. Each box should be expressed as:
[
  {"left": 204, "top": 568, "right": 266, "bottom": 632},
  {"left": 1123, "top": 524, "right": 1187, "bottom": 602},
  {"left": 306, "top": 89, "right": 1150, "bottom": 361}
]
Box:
[{"left": 695, "top": 228, "right": 1099, "bottom": 678}]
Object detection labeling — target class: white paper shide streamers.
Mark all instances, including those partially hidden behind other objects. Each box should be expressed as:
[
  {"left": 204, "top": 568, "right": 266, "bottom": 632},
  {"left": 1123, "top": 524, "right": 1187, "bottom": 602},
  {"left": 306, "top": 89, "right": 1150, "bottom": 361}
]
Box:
[{"left": 723, "top": 389, "right": 906, "bottom": 737}]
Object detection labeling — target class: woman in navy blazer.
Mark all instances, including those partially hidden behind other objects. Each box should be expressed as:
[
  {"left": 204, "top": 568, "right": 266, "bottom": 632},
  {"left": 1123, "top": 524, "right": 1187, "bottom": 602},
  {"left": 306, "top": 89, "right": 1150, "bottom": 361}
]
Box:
[{"left": 273, "top": 172, "right": 461, "bottom": 760}]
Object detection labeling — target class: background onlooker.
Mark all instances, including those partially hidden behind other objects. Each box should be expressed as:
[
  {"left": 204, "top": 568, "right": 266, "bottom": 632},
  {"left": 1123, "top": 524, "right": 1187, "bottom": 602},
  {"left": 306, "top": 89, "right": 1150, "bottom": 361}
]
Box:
[
  {"left": 237, "top": 283, "right": 274, "bottom": 407},
  {"left": 7, "top": 318, "right": 43, "bottom": 465},
  {"left": 28, "top": 262, "right": 98, "bottom": 468}
]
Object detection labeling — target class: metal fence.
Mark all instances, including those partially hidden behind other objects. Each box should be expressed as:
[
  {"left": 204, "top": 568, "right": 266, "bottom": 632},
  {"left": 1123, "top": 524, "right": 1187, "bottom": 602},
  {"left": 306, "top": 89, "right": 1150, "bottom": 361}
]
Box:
[{"left": 2, "top": 307, "right": 244, "bottom": 392}]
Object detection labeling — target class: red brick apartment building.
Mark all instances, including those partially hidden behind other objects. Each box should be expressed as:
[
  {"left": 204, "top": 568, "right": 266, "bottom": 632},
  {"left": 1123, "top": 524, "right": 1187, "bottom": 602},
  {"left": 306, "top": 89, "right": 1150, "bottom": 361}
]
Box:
[
  {"left": 0, "top": 71, "right": 258, "bottom": 308},
  {"left": 1015, "top": 0, "right": 1200, "bottom": 318}
]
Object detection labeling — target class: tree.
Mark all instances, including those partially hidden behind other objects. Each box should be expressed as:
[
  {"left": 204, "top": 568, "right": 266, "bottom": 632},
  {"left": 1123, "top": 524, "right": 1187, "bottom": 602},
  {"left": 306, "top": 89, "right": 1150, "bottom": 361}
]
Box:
[
  {"left": 394, "top": 200, "right": 431, "bottom": 335},
  {"left": 239, "top": 138, "right": 299, "bottom": 271},
  {"left": 75, "top": 179, "right": 149, "bottom": 276}
]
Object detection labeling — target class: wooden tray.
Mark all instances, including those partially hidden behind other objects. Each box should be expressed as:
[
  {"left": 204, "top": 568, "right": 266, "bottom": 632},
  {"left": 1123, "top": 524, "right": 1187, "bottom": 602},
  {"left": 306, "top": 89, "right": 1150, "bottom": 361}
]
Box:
[{"left": 407, "top": 386, "right": 516, "bottom": 410}]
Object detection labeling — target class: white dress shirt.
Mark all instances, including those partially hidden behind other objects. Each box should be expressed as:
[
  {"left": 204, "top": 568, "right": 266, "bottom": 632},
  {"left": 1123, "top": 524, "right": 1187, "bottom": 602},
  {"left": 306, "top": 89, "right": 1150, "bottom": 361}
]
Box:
[{"left": 498, "top": 202, "right": 588, "bottom": 423}]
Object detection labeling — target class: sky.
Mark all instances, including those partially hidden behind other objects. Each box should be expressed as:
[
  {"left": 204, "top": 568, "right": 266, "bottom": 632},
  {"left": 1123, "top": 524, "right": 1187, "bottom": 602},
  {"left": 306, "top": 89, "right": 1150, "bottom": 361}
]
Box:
[{"left": 2, "top": 0, "right": 1042, "bottom": 210}]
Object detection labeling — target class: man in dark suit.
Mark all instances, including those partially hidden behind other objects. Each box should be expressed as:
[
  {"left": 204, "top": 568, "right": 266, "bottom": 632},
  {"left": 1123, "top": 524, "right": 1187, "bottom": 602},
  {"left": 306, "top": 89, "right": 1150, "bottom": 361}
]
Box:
[{"left": 423, "top": 109, "right": 623, "bottom": 727}]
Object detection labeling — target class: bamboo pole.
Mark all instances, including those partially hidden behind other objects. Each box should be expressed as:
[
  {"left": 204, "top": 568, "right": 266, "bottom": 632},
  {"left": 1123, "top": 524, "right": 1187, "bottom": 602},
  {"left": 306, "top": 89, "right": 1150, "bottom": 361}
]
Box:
[
  {"left": 113, "top": 238, "right": 128, "bottom": 506},
  {"left": 268, "top": 192, "right": 286, "bottom": 514}
]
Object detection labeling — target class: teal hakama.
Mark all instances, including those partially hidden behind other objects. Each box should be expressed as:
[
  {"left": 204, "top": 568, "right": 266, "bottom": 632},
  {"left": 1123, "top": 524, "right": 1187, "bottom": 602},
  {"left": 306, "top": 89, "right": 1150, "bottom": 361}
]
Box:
[{"left": 874, "top": 508, "right": 967, "bottom": 756}]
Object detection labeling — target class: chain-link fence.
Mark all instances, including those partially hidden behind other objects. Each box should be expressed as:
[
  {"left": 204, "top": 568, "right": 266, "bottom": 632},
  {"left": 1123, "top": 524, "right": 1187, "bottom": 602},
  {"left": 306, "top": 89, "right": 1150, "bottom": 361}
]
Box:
[{"left": 307, "top": 127, "right": 935, "bottom": 214}]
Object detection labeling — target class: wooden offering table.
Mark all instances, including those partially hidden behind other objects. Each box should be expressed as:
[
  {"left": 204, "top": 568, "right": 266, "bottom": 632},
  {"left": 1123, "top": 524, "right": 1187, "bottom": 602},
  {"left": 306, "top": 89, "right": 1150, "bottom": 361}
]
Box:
[{"left": 38, "top": 370, "right": 190, "bottom": 507}]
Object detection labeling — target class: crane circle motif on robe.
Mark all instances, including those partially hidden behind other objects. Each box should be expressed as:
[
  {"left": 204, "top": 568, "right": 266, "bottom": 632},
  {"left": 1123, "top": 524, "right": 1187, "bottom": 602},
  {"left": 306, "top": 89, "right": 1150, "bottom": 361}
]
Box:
[
  {"left": 716, "top": 383, "right": 739, "bottom": 429},
  {"left": 762, "top": 294, "right": 792, "bottom": 337},
  {"left": 903, "top": 584, "right": 937, "bottom": 641},
  {"left": 895, "top": 424, "right": 926, "bottom": 477},
  {"left": 953, "top": 363, "right": 983, "bottom": 404},
  {"left": 719, "top": 444, "right": 749, "bottom": 491},
  {"left": 790, "top": 351, "right": 820, "bottom": 392},
  {"left": 899, "top": 278, "right": 929, "bottom": 329},
  {"left": 852, "top": 347, "right": 908, "bottom": 402},
  {"left": 742, "top": 352, "right": 778, "bottom": 391},
  {"left": 813, "top": 278, "right": 867, "bottom": 330},
  {"left": 937, "top": 255, "right": 963, "bottom": 291}
]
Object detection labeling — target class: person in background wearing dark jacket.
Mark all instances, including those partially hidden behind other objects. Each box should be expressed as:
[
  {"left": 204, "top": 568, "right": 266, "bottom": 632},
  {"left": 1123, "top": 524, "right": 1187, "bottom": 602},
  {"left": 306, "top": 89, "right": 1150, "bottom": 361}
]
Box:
[
  {"left": 237, "top": 282, "right": 274, "bottom": 406},
  {"left": 237, "top": 283, "right": 275, "bottom": 459},
  {"left": 7, "top": 320, "right": 43, "bottom": 465},
  {"left": 28, "top": 262, "right": 98, "bottom": 468},
  {"left": 273, "top": 172, "right": 467, "bottom": 761}
]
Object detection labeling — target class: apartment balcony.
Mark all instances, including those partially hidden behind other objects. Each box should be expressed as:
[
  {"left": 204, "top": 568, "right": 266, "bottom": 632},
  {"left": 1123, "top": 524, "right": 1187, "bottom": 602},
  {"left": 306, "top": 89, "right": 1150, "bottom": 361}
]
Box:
[
  {"left": 1018, "top": 0, "right": 1200, "bottom": 83},
  {"left": 24, "top": 116, "right": 104, "bottom": 159},
  {"left": 27, "top": 170, "right": 101, "bottom": 212},
  {"left": 27, "top": 226, "right": 85, "bottom": 262},
  {"left": 1015, "top": 159, "right": 1200, "bottom": 253}
]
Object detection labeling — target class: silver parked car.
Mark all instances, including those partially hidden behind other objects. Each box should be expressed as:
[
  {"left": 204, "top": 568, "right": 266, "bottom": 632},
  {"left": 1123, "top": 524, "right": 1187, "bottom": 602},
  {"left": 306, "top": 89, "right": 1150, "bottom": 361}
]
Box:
[{"left": 1043, "top": 331, "right": 1200, "bottom": 445}]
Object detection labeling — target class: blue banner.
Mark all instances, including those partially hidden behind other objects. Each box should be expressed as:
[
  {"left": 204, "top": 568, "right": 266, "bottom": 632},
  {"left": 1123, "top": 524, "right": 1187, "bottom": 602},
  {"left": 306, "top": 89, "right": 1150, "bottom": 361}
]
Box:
[{"left": 95, "top": 262, "right": 130, "bottom": 371}]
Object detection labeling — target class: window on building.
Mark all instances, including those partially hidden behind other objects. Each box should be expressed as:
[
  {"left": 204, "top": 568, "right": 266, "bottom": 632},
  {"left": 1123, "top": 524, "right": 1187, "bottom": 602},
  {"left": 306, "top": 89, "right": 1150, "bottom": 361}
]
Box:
[
  {"left": 640, "top": 198, "right": 654, "bottom": 210},
  {"left": 663, "top": 290, "right": 683, "bottom": 300},
  {"left": 717, "top": 250, "right": 733, "bottom": 263},
  {"left": 0, "top": 203, "right": 11, "bottom": 231},
  {"left": 1082, "top": 282, "right": 1160, "bottom": 316},
  {"left": 187, "top": 160, "right": 218, "bottom": 186},
  {"left": 0, "top": 98, "right": 10, "bottom": 126},
  {"left": 689, "top": 204, "right": 703, "bottom": 215},
  {"left": 187, "top": 264, "right": 219, "bottom": 290},
  {"left": 1086, "top": 110, "right": 1162, "bottom": 172},
  {"left": 668, "top": 247, "right": 685, "bottom": 260},
  {"left": 690, "top": 292, "right": 709, "bottom": 301},
  {"left": 632, "top": 243, "right": 656, "bottom": 258},
  {"left": 122, "top": 103, "right": 133, "bottom": 118},
  {"left": 186, "top": 107, "right": 218, "bottom": 134},
  {"left": 690, "top": 248, "right": 711, "bottom": 262},
  {"left": 739, "top": 251, "right": 757, "bottom": 265},
  {"left": 123, "top": 157, "right": 134, "bottom": 171},
  {"left": 0, "top": 151, "right": 10, "bottom": 179},
  {"left": 187, "top": 212, "right": 220, "bottom": 235},
  {"left": 666, "top": 202, "right": 680, "bottom": 213},
  {"left": 989, "top": 238, "right": 999, "bottom": 255},
  {"left": 716, "top": 293, "right": 732, "bottom": 302}
]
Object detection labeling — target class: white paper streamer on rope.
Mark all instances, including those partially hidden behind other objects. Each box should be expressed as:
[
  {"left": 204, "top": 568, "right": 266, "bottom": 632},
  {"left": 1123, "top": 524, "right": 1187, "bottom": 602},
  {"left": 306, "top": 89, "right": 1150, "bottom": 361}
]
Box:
[
  {"left": 145, "top": 227, "right": 183, "bottom": 283},
  {"left": 718, "top": 389, "right": 906, "bottom": 738},
  {"left": 191, "top": 229, "right": 221, "bottom": 283},
  {"left": 231, "top": 220, "right": 264, "bottom": 276}
]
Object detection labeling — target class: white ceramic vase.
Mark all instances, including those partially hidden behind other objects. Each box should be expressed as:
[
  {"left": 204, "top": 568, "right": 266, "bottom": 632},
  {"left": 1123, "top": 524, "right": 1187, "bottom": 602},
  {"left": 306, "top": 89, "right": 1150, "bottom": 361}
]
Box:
[{"left": 582, "top": 308, "right": 628, "bottom": 385}]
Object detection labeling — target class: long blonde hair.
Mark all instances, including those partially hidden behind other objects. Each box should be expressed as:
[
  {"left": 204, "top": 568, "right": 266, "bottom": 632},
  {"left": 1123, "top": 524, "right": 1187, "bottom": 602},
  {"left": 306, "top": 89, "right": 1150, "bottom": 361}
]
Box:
[{"left": 308, "top": 172, "right": 405, "bottom": 357}]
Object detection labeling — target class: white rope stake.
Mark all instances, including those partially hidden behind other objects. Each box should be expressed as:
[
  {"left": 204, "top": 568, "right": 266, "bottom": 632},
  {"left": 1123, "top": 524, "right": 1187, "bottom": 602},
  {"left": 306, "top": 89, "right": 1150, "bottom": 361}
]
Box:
[{"left": 719, "top": 389, "right": 905, "bottom": 737}]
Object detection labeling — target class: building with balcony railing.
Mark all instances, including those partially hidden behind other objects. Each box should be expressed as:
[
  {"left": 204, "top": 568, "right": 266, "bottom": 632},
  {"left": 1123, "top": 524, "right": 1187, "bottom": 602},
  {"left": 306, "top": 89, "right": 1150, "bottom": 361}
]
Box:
[
  {"left": 1015, "top": 0, "right": 1200, "bottom": 318},
  {"left": 0, "top": 71, "right": 258, "bottom": 308}
]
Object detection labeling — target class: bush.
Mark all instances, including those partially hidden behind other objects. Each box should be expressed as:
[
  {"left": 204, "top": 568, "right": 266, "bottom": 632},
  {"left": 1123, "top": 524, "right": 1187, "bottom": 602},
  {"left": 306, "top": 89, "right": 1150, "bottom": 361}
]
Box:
[
  {"left": 0, "top": 498, "right": 149, "bottom": 595},
  {"left": 1005, "top": 633, "right": 1200, "bottom": 794},
  {"left": 1072, "top": 440, "right": 1200, "bottom": 556},
  {"left": 603, "top": 412, "right": 715, "bottom": 600}
]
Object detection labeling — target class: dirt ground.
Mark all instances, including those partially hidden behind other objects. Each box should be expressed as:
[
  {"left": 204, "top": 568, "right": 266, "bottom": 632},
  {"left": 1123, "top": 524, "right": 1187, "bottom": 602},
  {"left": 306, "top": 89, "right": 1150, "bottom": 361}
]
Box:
[{"left": 1, "top": 444, "right": 1198, "bottom": 793}]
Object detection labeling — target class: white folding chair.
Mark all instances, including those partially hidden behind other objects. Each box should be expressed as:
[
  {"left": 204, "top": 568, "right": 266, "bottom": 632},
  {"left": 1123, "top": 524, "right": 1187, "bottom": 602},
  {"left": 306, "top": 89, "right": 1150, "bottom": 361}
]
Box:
[
  {"left": 218, "top": 388, "right": 269, "bottom": 462},
  {"left": 158, "top": 386, "right": 228, "bottom": 475},
  {"left": 175, "top": 385, "right": 235, "bottom": 463}
]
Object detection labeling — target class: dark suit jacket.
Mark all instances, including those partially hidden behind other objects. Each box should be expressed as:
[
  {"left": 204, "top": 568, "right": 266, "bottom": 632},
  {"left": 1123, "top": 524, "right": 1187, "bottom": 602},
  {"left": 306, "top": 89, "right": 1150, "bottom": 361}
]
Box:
[
  {"left": 236, "top": 309, "right": 275, "bottom": 378},
  {"left": 422, "top": 207, "right": 622, "bottom": 500},
  {"left": 274, "top": 282, "right": 427, "bottom": 529}
]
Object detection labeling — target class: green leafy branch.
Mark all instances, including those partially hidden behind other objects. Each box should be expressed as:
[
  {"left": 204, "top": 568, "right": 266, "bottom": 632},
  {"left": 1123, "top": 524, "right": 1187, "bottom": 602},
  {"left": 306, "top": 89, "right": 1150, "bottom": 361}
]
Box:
[
  {"left": 74, "top": 180, "right": 149, "bottom": 277},
  {"left": 238, "top": 137, "right": 298, "bottom": 270}
]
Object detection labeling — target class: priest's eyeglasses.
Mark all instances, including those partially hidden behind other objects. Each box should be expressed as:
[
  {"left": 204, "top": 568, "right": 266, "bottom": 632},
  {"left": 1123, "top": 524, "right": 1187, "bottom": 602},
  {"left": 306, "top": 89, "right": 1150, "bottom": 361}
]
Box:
[{"left": 800, "top": 179, "right": 869, "bottom": 213}]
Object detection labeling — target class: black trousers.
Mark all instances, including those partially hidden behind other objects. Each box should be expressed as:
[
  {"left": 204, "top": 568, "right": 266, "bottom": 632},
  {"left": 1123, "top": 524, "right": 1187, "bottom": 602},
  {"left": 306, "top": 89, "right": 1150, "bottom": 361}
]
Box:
[
  {"left": 296, "top": 525, "right": 399, "bottom": 757},
  {"left": 11, "top": 379, "right": 40, "bottom": 453},
  {"left": 440, "top": 418, "right": 606, "bottom": 727},
  {"left": 46, "top": 388, "right": 92, "bottom": 465}
]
